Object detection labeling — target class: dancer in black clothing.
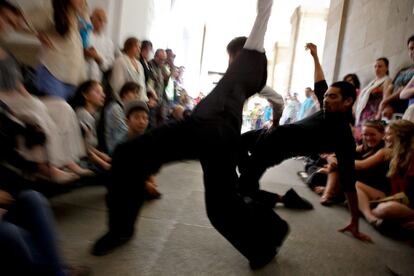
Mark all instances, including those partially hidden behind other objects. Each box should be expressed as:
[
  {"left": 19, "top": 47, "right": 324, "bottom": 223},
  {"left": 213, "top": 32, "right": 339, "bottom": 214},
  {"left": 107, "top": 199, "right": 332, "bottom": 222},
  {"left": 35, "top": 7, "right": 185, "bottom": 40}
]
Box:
[
  {"left": 238, "top": 43, "right": 371, "bottom": 241},
  {"left": 93, "top": 0, "right": 289, "bottom": 269}
]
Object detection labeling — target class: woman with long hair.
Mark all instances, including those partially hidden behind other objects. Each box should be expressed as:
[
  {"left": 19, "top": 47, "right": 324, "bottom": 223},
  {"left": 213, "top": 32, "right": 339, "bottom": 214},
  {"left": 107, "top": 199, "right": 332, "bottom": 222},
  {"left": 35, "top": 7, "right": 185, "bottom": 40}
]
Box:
[
  {"left": 358, "top": 120, "right": 414, "bottom": 232},
  {"left": 20, "top": 0, "right": 88, "bottom": 100}
]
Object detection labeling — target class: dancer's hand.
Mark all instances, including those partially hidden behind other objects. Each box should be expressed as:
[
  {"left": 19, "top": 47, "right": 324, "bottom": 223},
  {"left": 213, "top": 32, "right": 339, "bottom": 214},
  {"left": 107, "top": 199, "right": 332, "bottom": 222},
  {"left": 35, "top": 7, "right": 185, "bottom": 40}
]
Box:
[
  {"left": 338, "top": 222, "right": 372, "bottom": 242},
  {"left": 305, "top": 43, "right": 318, "bottom": 58}
]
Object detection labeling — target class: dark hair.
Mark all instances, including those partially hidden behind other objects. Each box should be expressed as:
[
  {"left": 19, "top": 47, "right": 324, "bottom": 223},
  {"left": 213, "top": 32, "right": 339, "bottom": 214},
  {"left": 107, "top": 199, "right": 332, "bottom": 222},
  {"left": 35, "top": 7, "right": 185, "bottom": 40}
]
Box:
[
  {"left": 376, "top": 57, "right": 390, "bottom": 75},
  {"left": 331, "top": 81, "right": 357, "bottom": 104},
  {"left": 342, "top": 73, "right": 360, "bottom": 89},
  {"left": 363, "top": 120, "right": 386, "bottom": 133},
  {"left": 71, "top": 80, "right": 100, "bottom": 108},
  {"left": 119, "top": 82, "right": 141, "bottom": 99},
  {"left": 226, "top": 36, "right": 247, "bottom": 57},
  {"left": 0, "top": 1, "right": 21, "bottom": 15},
  {"left": 407, "top": 34, "right": 414, "bottom": 46},
  {"left": 141, "top": 40, "right": 153, "bottom": 51},
  {"left": 52, "top": 0, "right": 72, "bottom": 36},
  {"left": 123, "top": 37, "right": 139, "bottom": 53}
]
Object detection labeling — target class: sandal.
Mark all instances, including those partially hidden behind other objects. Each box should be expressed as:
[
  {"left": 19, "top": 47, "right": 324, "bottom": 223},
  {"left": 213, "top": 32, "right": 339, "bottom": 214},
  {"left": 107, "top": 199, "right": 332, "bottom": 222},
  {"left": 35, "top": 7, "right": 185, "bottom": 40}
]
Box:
[{"left": 320, "top": 193, "right": 334, "bottom": 206}]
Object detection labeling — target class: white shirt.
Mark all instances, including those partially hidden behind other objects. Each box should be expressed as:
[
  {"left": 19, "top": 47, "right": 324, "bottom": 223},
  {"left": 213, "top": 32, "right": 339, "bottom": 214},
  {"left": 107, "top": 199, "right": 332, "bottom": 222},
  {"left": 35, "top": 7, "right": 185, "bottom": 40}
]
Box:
[
  {"left": 110, "top": 54, "right": 148, "bottom": 102},
  {"left": 258, "top": 85, "right": 284, "bottom": 115},
  {"left": 86, "top": 31, "right": 115, "bottom": 81}
]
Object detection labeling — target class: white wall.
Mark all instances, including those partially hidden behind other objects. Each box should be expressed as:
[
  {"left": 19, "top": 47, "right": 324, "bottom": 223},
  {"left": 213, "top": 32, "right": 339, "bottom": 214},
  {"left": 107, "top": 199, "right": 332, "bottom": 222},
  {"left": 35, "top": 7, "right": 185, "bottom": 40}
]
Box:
[{"left": 323, "top": 0, "right": 414, "bottom": 87}]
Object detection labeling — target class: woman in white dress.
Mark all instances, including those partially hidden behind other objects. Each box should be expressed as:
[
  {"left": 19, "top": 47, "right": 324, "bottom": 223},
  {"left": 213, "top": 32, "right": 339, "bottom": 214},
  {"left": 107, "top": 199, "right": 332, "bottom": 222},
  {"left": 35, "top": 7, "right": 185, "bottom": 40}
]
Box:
[{"left": 110, "top": 37, "right": 148, "bottom": 102}]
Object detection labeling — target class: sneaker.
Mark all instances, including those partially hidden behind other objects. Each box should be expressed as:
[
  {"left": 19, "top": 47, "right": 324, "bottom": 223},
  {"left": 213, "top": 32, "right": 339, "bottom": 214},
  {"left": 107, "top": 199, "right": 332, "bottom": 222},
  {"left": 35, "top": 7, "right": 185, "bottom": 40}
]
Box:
[
  {"left": 283, "top": 188, "right": 313, "bottom": 209},
  {"left": 249, "top": 218, "right": 290, "bottom": 270},
  {"left": 91, "top": 232, "right": 132, "bottom": 256}
]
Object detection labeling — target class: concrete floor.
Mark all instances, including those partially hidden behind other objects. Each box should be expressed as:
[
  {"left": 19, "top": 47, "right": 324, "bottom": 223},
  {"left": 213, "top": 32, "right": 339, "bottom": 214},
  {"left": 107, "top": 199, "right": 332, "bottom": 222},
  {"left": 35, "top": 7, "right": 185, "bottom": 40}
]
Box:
[{"left": 50, "top": 159, "right": 414, "bottom": 276}]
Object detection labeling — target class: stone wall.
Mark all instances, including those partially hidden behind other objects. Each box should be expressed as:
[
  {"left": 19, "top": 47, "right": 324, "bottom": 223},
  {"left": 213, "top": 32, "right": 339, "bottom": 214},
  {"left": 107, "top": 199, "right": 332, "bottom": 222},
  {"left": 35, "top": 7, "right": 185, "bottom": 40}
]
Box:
[{"left": 322, "top": 0, "right": 414, "bottom": 87}]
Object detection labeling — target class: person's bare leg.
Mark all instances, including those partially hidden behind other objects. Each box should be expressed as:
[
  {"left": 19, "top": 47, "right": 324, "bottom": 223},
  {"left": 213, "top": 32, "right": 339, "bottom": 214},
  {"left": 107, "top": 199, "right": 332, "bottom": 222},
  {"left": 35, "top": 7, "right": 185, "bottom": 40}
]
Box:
[
  {"left": 243, "top": 0, "right": 273, "bottom": 52},
  {"left": 65, "top": 161, "right": 94, "bottom": 176},
  {"left": 356, "top": 182, "right": 385, "bottom": 224},
  {"left": 320, "top": 171, "right": 339, "bottom": 204},
  {"left": 372, "top": 201, "right": 414, "bottom": 220}
]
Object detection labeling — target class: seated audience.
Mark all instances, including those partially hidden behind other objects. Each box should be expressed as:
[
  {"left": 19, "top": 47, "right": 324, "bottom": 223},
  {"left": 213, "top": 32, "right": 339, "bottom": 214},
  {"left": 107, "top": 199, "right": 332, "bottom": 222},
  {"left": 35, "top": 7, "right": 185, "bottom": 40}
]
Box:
[
  {"left": 357, "top": 120, "right": 414, "bottom": 234},
  {"left": 318, "top": 121, "right": 389, "bottom": 205},
  {"left": 110, "top": 37, "right": 147, "bottom": 102},
  {"left": 381, "top": 104, "right": 395, "bottom": 123},
  {"left": 104, "top": 82, "right": 142, "bottom": 155},
  {"left": 379, "top": 35, "right": 414, "bottom": 115},
  {"left": 0, "top": 50, "right": 91, "bottom": 184},
  {"left": 72, "top": 80, "right": 111, "bottom": 171},
  {"left": 85, "top": 8, "right": 115, "bottom": 82},
  {"left": 169, "top": 104, "right": 185, "bottom": 123},
  {"left": 354, "top": 58, "right": 391, "bottom": 142},
  {"left": 0, "top": 94, "right": 89, "bottom": 275},
  {"left": 400, "top": 75, "right": 414, "bottom": 121},
  {"left": 343, "top": 73, "right": 361, "bottom": 95},
  {"left": 139, "top": 40, "right": 154, "bottom": 84}
]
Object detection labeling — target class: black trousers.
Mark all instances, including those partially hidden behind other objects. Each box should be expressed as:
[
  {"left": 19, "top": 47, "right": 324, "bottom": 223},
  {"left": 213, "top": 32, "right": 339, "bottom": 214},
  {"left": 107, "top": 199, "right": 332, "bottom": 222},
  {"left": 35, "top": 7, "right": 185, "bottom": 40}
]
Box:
[
  {"left": 238, "top": 127, "right": 300, "bottom": 195},
  {"left": 106, "top": 118, "right": 285, "bottom": 262}
]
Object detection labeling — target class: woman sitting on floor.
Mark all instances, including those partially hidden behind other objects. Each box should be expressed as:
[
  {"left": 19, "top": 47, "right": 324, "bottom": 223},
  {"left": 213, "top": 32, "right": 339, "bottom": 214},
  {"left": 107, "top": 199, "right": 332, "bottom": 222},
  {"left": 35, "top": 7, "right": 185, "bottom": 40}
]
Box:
[{"left": 357, "top": 120, "right": 414, "bottom": 234}]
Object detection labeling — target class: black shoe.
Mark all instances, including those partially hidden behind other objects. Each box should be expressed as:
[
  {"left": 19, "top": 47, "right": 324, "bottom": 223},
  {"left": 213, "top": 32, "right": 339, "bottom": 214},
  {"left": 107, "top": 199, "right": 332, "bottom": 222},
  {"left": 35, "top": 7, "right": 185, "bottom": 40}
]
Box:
[
  {"left": 91, "top": 232, "right": 132, "bottom": 256},
  {"left": 283, "top": 188, "right": 313, "bottom": 209},
  {"left": 249, "top": 218, "right": 290, "bottom": 270},
  {"left": 253, "top": 190, "right": 280, "bottom": 208}
]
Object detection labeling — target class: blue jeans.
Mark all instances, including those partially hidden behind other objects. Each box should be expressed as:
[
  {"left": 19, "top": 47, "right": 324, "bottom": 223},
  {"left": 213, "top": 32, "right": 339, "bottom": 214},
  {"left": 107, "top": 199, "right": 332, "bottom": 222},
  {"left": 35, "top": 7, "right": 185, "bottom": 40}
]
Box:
[
  {"left": 36, "top": 65, "right": 77, "bottom": 101},
  {"left": 0, "top": 190, "right": 65, "bottom": 275}
]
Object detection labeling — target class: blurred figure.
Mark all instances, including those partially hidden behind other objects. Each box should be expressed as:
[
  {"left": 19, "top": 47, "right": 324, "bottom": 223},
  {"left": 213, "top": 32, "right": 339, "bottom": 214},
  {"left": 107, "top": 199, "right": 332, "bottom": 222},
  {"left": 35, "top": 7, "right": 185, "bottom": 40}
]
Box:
[
  {"left": 280, "top": 92, "right": 300, "bottom": 124},
  {"left": 139, "top": 40, "right": 154, "bottom": 84},
  {"left": 343, "top": 73, "right": 361, "bottom": 95},
  {"left": 381, "top": 104, "right": 395, "bottom": 123},
  {"left": 85, "top": 8, "right": 115, "bottom": 82},
  {"left": 111, "top": 37, "right": 147, "bottom": 102},
  {"left": 149, "top": 49, "right": 169, "bottom": 126},
  {"left": 20, "top": 0, "right": 88, "bottom": 100},
  {"left": 169, "top": 104, "right": 185, "bottom": 123},
  {"left": 72, "top": 80, "right": 111, "bottom": 171},
  {"left": 298, "top": 87, "right": 318, "bottom": 120},
  {"left": 124, "top": 100, "right": 161, "bottom": 199},
  {"left": 400, "top": 74, "right": 414, "bottom": 122}
]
